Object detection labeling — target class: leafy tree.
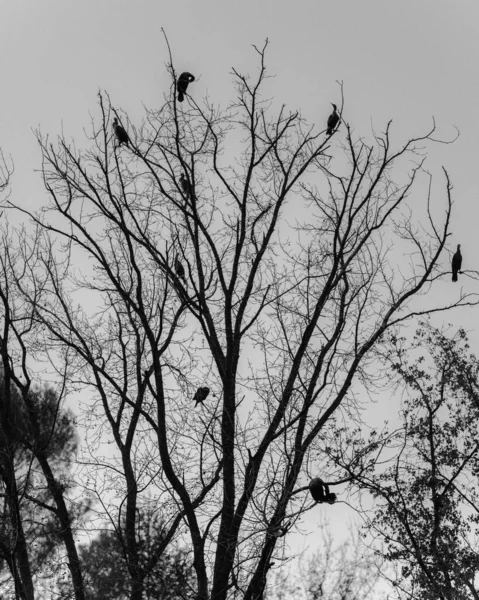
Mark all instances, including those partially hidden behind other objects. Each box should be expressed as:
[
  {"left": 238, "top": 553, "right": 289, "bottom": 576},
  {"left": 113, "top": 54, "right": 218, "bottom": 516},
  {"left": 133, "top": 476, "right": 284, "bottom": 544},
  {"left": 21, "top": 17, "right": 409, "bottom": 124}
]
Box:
[
  {"left": 341, "top": 324, "right": 479, "bottom": 599},
  {"left": 6, "top": 41, "right": 476, "bottom": 599},
  {"left": 0, "top": 382, "right": 85, "bottom": 599},
  {"left": 0, "top": 223, "right": 89, "bottom": 599},
  {"left": 0, "top": 380, "right": 35, "bottom": 600},
  {"left": 74, "top": 508, "right": 195, "bottom": 600}
]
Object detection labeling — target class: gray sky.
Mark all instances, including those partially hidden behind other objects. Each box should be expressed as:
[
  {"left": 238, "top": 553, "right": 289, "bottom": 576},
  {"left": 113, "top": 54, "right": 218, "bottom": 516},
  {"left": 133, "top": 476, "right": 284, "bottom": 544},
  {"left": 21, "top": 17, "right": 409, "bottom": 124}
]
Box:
[
  {"left": 3, "top": 1, "right": 478, "bottom": 297},
  {"left": 2, "top": 0, "right": 478, "bottom": 573},
  {"left": 2, "top": 0, "right": 475, "bottom": 369},
  {"left": 2, "top": 0, "right": 478, "bottom": 235}
]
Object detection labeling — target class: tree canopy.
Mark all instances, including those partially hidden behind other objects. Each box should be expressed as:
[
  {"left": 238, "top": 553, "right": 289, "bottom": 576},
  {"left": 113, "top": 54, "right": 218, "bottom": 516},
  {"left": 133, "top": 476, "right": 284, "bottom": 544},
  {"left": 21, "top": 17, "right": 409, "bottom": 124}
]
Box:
[{"left": 0, "top": 42, "right": 476, "bottom": 600}]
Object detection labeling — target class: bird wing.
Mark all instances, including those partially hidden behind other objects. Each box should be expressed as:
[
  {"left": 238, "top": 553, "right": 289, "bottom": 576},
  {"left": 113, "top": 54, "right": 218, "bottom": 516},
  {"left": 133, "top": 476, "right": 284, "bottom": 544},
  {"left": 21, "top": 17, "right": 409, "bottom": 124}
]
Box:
[
  {"left": 327, "top": 113, "right": 338, "bottom": 129},
  {"left": 116, "top": 125, "right": 129, "bottom": 142},
  {"left": 452, "top": 252, "right": 462, "bottom": 271}
]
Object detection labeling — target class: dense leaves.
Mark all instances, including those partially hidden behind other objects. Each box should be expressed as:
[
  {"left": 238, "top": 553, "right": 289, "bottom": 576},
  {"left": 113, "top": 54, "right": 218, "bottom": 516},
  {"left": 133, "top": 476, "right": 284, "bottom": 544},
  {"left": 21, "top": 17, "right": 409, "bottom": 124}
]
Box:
[
  {"left": 0, "top": 381, "right": 83, "bottom": 598},
  {"left": 71, "top": 509, "right": 196, "bottom": 600},
  {"left": 353, "top": 324, "right": 479, "bottom": 599},
  {"left": 0, "top": 41, "right": 474, "bottom": 599}
]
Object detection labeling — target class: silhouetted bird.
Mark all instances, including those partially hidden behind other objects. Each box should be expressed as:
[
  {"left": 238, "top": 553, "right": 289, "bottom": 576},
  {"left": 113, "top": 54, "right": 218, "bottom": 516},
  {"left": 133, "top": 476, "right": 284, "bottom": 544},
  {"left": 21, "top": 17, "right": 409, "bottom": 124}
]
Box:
[
  {"left": 326, "top": 104, "right": 340, "bottom": 136},
  {"left": 452, "top": 244, "right": 462, "bottom": 282},
  {"left": 112, "top": 118, "right": 129, "bottom": 147},
  {"left": 193, "top": 386, "right": 210, "bottom": 406},
  {"left": 309, "top": 478, "right": 337, "bottom": 504},
  {"left": 179, "top": 173, "right": 192, "bottom": 199},
  {"left": 177, "top": 72, "right": 195, "bottom": 102},
  {"left": 175, "top": 256, "right": 186, "bottom": 282}
]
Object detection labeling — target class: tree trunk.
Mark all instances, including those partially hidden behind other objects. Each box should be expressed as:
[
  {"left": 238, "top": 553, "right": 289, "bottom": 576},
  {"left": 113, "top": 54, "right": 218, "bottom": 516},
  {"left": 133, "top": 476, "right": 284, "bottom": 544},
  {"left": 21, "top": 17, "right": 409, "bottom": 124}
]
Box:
[
  {"left": 211, "top": 376, "right": 237, "bottom": 600},
  {"left": 6, "top": 552, "right": 30, "bottom": 600},
  {"left": 4, "top": 468, "right": 35, "bottom": 600},
  {"left": 36, "top": 453, "right": 86, "bottom": 600}
]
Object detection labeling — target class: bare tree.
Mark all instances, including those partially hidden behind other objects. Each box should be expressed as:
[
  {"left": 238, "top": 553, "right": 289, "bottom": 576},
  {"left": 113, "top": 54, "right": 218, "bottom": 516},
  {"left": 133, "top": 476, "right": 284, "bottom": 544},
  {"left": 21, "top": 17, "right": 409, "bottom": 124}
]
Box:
[
  {"left": 265, "top": 525, "right": 384, "bottom": 600},
  {"left": 6, "top": 41, "right": 477, "bottom": 600}
]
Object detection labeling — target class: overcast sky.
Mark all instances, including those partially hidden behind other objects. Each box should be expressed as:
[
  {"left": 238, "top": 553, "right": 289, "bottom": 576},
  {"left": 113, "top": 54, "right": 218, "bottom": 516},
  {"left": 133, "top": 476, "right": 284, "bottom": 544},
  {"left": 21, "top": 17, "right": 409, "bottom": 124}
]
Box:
[
  {"left": 2, "top": 0, "right": 477, "bottom": 245},
  {"left": 2, "top": 0, "right": 478, "bottom": 206},
  {"left": 2, "top": 0, "right": 478, "bottom": 559}
]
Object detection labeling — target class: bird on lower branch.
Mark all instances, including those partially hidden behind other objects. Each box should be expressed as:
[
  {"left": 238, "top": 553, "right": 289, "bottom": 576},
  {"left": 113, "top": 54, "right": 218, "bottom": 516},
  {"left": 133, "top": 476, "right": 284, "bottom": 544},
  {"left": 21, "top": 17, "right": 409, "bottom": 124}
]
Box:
[
  {"left": 309, "top": 478, "right": 337, "bottom": 504},
  {"left": 193, "top": 387, "right": 210, "bottom": 406}
]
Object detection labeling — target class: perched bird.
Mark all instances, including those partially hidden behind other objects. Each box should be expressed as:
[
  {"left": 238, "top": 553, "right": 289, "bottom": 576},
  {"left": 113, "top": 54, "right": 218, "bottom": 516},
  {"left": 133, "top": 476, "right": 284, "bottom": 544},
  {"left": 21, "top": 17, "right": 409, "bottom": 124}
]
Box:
[
  {"left": 112, "top": 118, "right": 129, "bottom": 147},
  {"left": 267, "top": 521, "right": 291, "bottom": 538},
  {"left": 177, "top": 72, "right": 195, "bottom": 102},
  {"left": 326, "top": 103, "right": 340, "bottom": 136},
  {"left": 309, "top": 478, "right": 337, "bottom": 504},
  {"left": 179, "top": 173, "right": 192, "bottom": 199},
  {"left": 193, "top": 386, "right": 210, "bottom": 406},
  {"left": 451, "top": 244, "right": 462, "bottom": 282},
  {"left": 175, "top": 256, "right": 186, "bottom": 282}
]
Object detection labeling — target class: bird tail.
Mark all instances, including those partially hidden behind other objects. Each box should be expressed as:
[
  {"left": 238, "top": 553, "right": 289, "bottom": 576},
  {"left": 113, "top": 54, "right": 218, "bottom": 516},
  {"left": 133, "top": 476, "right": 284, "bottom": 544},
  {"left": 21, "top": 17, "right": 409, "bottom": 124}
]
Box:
[
  {"left": 327, "top": 128, "right": 333, "bottom": 136},
  {"left": 452, "top": 272, "right": 458, "bottom": 282},
  {"left": 178, "top": 92, "right": 184, "bottom": 102}
]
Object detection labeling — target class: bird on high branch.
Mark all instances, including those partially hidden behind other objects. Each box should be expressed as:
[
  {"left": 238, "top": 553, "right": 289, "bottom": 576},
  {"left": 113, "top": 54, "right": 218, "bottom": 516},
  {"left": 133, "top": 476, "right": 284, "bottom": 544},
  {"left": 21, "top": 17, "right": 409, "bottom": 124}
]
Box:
[
  {"left": 174, "top": 256, "right": 186, "bottom": 282},
  {"left": 326, "top": 103, "right": 340, "bottom": 136},
  {"left": 177, "top": 72, "right": 195, "bottom": 102},
  {"left": 179, "top": 173, "right": 193, "bottom": 200},
  {"left": 112, "top": 117, "right": 130, "bottom": 147},
  {"left": 452, "top": 244, "right": 462, "bottom": 282}
]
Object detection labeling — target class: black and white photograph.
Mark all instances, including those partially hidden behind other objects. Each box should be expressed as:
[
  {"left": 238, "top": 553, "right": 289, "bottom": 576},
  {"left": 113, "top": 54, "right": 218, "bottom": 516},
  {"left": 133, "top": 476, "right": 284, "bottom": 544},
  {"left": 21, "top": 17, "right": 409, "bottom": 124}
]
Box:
[{"left": 0, "top": 1, "right": 478, "bottom": 598}]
